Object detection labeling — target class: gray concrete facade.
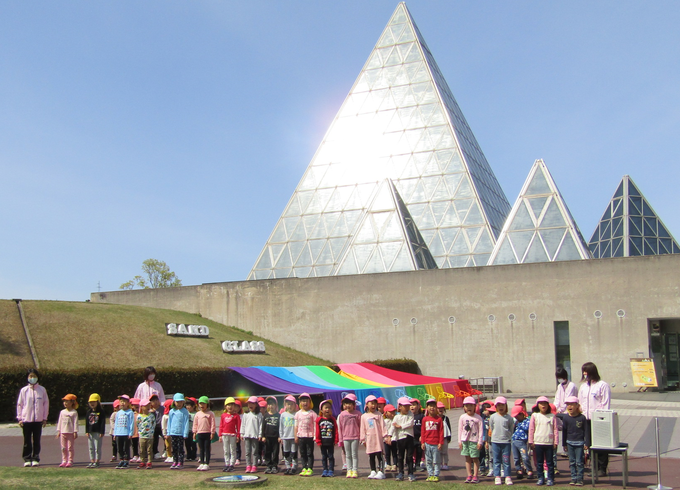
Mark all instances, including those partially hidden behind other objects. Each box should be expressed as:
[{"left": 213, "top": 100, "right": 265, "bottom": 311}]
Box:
[{"left": 91, "top": 254, "right": 680, "bottom": 393}]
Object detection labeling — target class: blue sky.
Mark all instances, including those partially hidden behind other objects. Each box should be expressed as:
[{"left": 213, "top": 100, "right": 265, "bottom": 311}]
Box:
[{"left": 1, "top": 1, "right": 679, "bottom": 301}]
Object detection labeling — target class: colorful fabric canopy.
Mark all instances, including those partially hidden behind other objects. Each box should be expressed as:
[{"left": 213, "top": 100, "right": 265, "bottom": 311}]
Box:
[{"left": 228, "top": 363, "right": 476, "bottom": 414}]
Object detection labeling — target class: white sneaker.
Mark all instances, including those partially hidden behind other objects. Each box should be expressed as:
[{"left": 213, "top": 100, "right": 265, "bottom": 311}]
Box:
[
  {"left": 154, "top": 453, "right": 162, "bottom": 460},
  {"left": 162, "top": 451, "right": 167, "bottom": 458},
  {"left": 505, "top": 476, "right": 513, "bottom": 485},
  {"left": 203, "top": 464, "right": 210, "bottom": 471},
  {"left": 368, "top": 470, "right": 377, "bottom": 479},
  {"left": 23, "top": 462, "right": 31, "bottom": 467},
  {"left": 342, "top": 464, "right": 347, "bottom": 470},
  {"left": 495, "top": 477, "right": 502, "bottom": 485},
  {"left": 376, "top": 471, "right": 386, "bottom": 480},
  {"left": 196, "top": 464, "right": 204, "bottom": 471},
  {"left": 487, "top": 469, "right": 495, "bottom": 477},
  {"left": 31, "top": 461, "right": 40, "bottom": 467},
  {"left": 165, "top": 457, "right": 174, "bottom": 463}
]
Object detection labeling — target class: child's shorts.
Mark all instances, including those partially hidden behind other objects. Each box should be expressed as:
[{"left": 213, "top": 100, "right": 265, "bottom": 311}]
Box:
[{"left": 461, "top": 440, "right": 480, "bottom": 458}]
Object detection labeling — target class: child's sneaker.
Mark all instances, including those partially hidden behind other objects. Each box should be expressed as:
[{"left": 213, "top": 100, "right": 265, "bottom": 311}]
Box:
[
  {"left": 546, "top": 480, "right": 554, "bottom": 486},
  {"left": 471, "top": 476, "right": 480, "bottom": 484},
  {"left": 376, "top": 471, "right": 386, "bottom": 480},
  {"left": 368, "top": 470, "right": 377, "bottom": 479},
  {"left": 342, "top": 463, "right": 347, "bottom": 470},
  {"left": 396, "top": 473, "right": 404, "bottom": 481},
  {"left": 138, "top": 463, "right": 145, "bottom": 469},
  {"left": 505, "top": 477, "right": 513, "bottom": 485},
  {"left": 164, "top": 457, "right": 174, "bottom": 463},
  {"left": 234, "top": 459, "right": 240, "bottom": 466},
  {"left": 432, "top": 476, "right": 440, "bottom": 482},
  {"left": 146, "top": 463, "right": 152, "bottom": 469},
  {"left": 408, "top": 474, "right": 417, "bottom": 482},
  {"left": 321, "top": 470, "right": 328, "bottom": 477},
  {"left": 495, "top": 477, "right": 502, "bottom": 485},
  {"left": 110, "top": 456, "right": 117, "bottom": 462},
  {"left": 488, "top": 469, "right": 495, "bottom": 477},
  {"left": 252, "top": 466, "right": 258, "bottom": 473},
  {"left": 537, "top": 478, "right": 544, "bottom": 486},
  {"left": 442, "top": 465, "right": 449, "bottom": 470},
  {"left": 465, "top": 476, "right": 472, "bottom": 483},
  {"left": 329, "top": 471, "right": 335, "bottom": 477},
  {"left": 574, "top": 482, "right": 583, "bottom": 486}
]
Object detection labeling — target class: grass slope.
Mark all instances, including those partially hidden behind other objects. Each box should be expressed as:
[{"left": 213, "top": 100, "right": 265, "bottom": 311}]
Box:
[{"left": 1, "top": 300, "right": 329, "bottom": 370}]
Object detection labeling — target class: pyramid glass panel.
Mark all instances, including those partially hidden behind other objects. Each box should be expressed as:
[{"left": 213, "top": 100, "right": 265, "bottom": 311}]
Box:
[
  {"left": 588, "top": 175, "right": 680, "bottom": 258},
  {"left": 489, "top": 160, "right": 590, "bottom": 265},
  {"left": 249, "top": 2, "right": 510, "bottom": 279}
]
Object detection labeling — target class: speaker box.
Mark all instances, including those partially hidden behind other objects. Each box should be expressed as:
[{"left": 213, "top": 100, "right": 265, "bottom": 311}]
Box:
[{"left": 591, "top": 409, "right": 619, "bottom": 448}]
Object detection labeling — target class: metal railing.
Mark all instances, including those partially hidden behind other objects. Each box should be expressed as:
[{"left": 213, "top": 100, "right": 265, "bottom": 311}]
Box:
[{"left": 468, "top": 377, "right": 503, "bottom": 396}]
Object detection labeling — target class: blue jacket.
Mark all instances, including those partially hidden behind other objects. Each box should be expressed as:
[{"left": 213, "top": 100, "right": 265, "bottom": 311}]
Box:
[
  {"left": 167, "top": 407, "right": 191, "bottom": 438},
  {"left": 113, "top": 409, "right": 135, "bottom": 437}
]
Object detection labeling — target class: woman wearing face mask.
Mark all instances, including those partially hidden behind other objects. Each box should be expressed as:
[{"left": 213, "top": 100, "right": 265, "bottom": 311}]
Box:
[
  {"left": 134, "top": 366, "right": 166, "bottom": 404},
  {"left": 577, "top": 362, "right": 611, "bottom": 477},
  {"left": 16, "top": 368, "right": 49, "bottom": 467}
]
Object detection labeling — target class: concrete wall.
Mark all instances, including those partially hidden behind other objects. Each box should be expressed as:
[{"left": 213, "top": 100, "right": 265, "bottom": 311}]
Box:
[{"left": 92, "top": 254, "right": 680, "bottom": 393}]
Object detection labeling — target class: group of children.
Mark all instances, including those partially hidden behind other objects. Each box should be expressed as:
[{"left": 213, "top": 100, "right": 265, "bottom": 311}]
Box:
[
  {"left": 55, "top": 390, "right": 590, "bottom": 484},
  {"left": 459, "top": 395, "right": 590, "bottom": 487}
]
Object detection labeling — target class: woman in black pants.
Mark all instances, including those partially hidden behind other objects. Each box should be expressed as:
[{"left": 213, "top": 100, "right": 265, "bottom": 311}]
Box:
[{"left": 16, "top": 369, "right": 49, "bottom": 467}]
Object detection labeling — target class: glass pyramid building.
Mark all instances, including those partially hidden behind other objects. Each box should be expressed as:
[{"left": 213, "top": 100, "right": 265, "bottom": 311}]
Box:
[
  {"left": 248, "top": 3, "right": 511, "bottom": 280},
  {"left": 488, "top": 159, "right": 591, "bottom": 265},
  {"left": 588, "top": 175, "right": 680, "bottom": 258}
]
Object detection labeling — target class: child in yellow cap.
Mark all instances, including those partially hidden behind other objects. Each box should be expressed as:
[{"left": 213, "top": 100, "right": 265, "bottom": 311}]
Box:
[{"left": 86, "top": 394, "right": 106, "bottom": 468}]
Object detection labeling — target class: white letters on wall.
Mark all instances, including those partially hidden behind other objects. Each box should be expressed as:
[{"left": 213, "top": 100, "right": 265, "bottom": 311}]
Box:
[
  {"left": 221, "top": 340, "right": 266, "bottom": 353},
  {"left": 166, "top": 323, "right": 210, "bottom": 337}
]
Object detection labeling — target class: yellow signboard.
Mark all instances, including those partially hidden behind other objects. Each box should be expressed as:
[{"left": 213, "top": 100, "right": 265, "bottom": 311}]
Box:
[{"left": 630, "top": 358, "right": 658, "bottom": 387}]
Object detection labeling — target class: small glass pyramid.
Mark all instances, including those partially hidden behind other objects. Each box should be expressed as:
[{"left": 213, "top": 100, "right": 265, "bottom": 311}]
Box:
[
  {"left": 248, "top": 3, "right": 510, "bottom": 280},
  {"left": 588, "top": 175, "right": 680, "bottom": 258},
  {"left": 488, "top": 160, "right": 591, "bottom": 265}
]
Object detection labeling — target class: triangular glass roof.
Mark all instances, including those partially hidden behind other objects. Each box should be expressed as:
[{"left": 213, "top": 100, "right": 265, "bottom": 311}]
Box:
[
  {"left": 588, "top": 175, "right": 680, "bottom": 258},
  {"left": 488, "top": 159, "right": 591, "bottom": 265},
  {"left": 248, "top": 2, "right": 510, "bottom": 280}
]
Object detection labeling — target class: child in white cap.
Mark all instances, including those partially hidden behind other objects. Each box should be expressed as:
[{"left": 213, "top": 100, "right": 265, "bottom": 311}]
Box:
[
  {"left": 315, "top": 399, "right": 338, "bottom": 477},
  {"left": 489, "top": 396, "right": 514, "bottom": 485}
]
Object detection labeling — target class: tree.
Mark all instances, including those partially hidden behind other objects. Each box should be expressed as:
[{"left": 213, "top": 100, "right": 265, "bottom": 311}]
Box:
[{"left": 120, "top": 258, "right": 182, "bottom": 290}]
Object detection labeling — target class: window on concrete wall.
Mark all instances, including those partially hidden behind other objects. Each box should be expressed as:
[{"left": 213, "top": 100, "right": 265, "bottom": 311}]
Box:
[{"left": 554, "top": 321, "right": 572, "bottom": 380}]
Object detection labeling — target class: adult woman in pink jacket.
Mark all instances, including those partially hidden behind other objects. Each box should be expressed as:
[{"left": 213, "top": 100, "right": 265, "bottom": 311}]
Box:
[{"left": 16, "top": 369, "right": 49, "bottom": 467}]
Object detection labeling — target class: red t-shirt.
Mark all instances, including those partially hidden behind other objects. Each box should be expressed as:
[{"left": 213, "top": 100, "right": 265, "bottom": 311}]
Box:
[{"left": 421, "top": 415, "right": 444, "bottom": 446}]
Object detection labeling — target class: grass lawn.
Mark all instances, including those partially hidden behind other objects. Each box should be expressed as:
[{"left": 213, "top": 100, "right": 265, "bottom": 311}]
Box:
[{"left": 0, "top": 467, "right": 545, "bottom": 489}]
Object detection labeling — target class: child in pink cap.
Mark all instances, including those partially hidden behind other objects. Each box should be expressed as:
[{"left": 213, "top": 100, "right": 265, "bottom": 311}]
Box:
[
  {"left": 361, "top": 395, "right": 386, "bottom": 479},
  {"left": 437, "top": 401, "right": 452, "bottom": 470},
  {"left": 459, "top": 396, "right": 484, "bottom": 483},
  {"left": 337, "top": 393, "right": 361, "bottom": 478},
  {"left": 279, "top": 395, "right": 298, "bottom": 474},
  {"left": 294, "top": 393, "right": 317, "bottom": 476},
  {"left": 528, "top": 396, "right": 559, "bottom": 486},
  {"left": 240, "top": 396, "right": 263, "bottom": 473},
  {"left": 387, "top": 397, "right": 415, "bottom": 482},
  {"left": 489, "top": 396, "right": 514, "bottom": 485}
]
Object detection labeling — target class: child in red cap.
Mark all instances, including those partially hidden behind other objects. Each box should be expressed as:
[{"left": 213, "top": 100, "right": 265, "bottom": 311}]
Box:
[{"left": 383, "top": 404, "right": 397, "bottom": 472}]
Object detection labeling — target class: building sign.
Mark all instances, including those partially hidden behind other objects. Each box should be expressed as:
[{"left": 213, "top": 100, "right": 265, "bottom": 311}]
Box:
[
  {"left": 630, "top": 358, "right": 658, "bottom": 387},
  {"left": 166, "top": 323, "right": 210, "bottom": 337},
  {"left": 221, "top": 340, "right": 266, "bottom": 353}
]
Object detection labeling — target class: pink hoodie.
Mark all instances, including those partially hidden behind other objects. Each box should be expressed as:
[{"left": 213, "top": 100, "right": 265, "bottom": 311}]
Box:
[
  {"left": 16, "top": 384, "right": 49, "bottom": 423},
  {"left": 337, "top": 409, "right": 362, "bottom": 445}
]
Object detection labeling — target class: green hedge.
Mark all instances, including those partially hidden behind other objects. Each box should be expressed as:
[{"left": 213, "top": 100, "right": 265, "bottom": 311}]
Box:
[
  {"left": 3, "top": 367, "right": 260, "bottom": 422},
  {"left": 360, "top": 358, "right": 421, "bottom": 374}
]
